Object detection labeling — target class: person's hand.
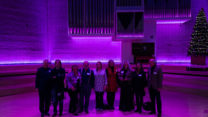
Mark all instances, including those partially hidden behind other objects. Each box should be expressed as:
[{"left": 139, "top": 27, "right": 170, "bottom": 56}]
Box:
[
  {"left": 104, "top": 86, "right": 107, "bottom": 91},
  {"left": 71, "top": 87, "right": 76, "bottom": 91},
  {"left": 144, "top": 87, "right": 148, "bottom": 92},
  {"left": 157, "top": 88, "right": 162, "bottom": 92},
  {"left": 35, "top": 88, "right": 39, "bottom": 92}
]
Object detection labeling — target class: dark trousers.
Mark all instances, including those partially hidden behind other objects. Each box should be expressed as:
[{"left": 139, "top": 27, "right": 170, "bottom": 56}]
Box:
[
  {"left": 135, "top": 91, "right": 144, "bottom": 111},
  {"left": 68, "top": 89, "right": 79, "bottom": 113},
  {"left": 149, "top": 87, "right": 162, "bottom": 113},
  {"left": 95, "top": 92, "right": 104, "bottom": 109},
  {"left": 38, "top": 90, "right": 51, "bottom": 114},
  {"left": 107, "top": 92, "right": 115, "bottom": 108},
  {"left": 119, "top": 85, "right": 134, "bottom": 111},
  {"left": 80, "top": 87, "right": 91, "bottom": 111},
  {"left": 51, "top": 88, "right": 64, "bottom": 114}
]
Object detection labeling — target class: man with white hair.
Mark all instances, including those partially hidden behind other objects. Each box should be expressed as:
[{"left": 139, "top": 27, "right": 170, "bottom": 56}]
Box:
[{"left": 147, "top": 59, "right": 163, "bottom": 116}]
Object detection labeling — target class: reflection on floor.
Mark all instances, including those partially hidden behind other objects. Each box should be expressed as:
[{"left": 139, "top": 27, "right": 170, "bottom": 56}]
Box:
[{"left": 0, "top": 89, "right": 208, "bottom": 117}]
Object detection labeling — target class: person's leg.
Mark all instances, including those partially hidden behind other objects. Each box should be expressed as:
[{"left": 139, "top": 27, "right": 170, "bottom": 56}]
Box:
[
  {"left": 59, "top": 99, "right": 64, "bottom": 115},
  {"left": 74, "top": 91, "right": 79, "bottom": 113},
  {"left": 95, "top": 92, "right": 99, "bottom": 109},
  {"left": 51, "top": 88, "right": 57, "bottom": 114},
  {"left": 149, "top": 88, "right": 156, "bottom": 114},
  {"left": 135, "top": 91, "right": 140, "bottom": 111},
  {"left": 107, "top": 92, "right": 111, "bottom": 108},
  {"left": 100, "top": 92, "right": 104, "bottom": 109},
  {"left": 139, "top": 95, "right": 143, "bottom": 113},
  {"left": 84, "top": 88, "right": 91, "bottom": 113},
  {"left": 79, "top": 88, "right": 84, "bottom": 112},
  {"left": 44, "top": 90, "right": 51, "bottom": 115},
  {"left": 38, "top": 90, "right": 45, "bottom": 114},
  {"left": 68, "top": 90, "right": 72, "bottom": 113},
  {"left": 156, "top": 91, "right": 162, "bottom": 114}
]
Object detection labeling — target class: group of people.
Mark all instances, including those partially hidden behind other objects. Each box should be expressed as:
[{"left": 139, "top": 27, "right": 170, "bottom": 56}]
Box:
[{"left": 35, "top": 59, "right": 163, "bottom": 117}]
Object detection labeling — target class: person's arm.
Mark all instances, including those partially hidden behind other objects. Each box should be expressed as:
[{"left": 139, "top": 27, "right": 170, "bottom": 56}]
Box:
[
  {"left": 143, "top": 72, "right": 147, "bottom": 87},
  {"left": 35, "top": 69, "right": 40, "bottom": 89},
  {"left": 90, "top": 70, "right": 95, "bottom": 88},
  {"left": 66, "top": 74, "right": 73, "bottom": 89},
  {"left": 157, "top": 67, "right": 163, "bottom": 89}
]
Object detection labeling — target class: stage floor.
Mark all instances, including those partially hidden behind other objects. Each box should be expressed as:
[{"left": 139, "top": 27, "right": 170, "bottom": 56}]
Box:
[{"left": 0, "top": 90, "right": 207, "bottom": 117}]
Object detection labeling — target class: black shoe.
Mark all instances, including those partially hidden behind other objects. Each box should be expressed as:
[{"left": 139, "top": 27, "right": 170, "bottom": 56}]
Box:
[
  {"left": 138, "top": 110, "right": 142, "bottom": 113},
  {"left": 109, "top": 106, "right": 115, "bottom": 110},
  {"left": 135, "top": 109, "right": 139, "bottom": 112},
  {"left": 149, "top": 111, "right": 156, "bottom": 114},
  {"left": 74, "top": 113, "right": 78, "bottom": 116},
  {"left": 41, "top": 113, "right": 44, "bottom": 117},
  {"left": 59, "top": 113, "right": 62, "bottom": 116},
  {"left": 45, "top": 113, "right": 50, "bottom": 116},
  {"left": 52, "top": 113, "right": 57, "bottom": 117},
  {"left": 78, "top": 110, "right": 83, "bottom": 113},
  {"left": 158, "top": 113, "right": 162, "bottom": 117},
  {"left": 85, "top": 109, "right": 89, "bottom": 114}
]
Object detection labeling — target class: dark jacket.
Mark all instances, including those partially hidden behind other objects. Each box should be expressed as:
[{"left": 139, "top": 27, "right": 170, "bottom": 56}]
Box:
[
  {"left": 132, "top": 70, "right": 147, "bottom": 95},
  {"left": 51, "top": 68, "right": 65, "bottom": 92},
  {"left": 147, "top": 66, "right": 163, "bottom": 89},
  {"left": 117, "top": 69, "right": 132, "bottom": 87},
  {"left": 35, "top": 67, "right": 52, "bottom": 91},
  {"left": 80, "top": 68, "right": 94, "bottom": 89}
]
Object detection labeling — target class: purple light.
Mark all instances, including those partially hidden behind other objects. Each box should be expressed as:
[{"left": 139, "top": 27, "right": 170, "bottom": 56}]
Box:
[
  {"left": 156, "top": 19, "right": 190, "bottom": 24},
  {"left": 116, "top": 34, "right": 144, "bottom": 38},
  {"left": 0, "top": 61, "right": 43, "bottom": 65},
  {"left": 157, "top": 59, "right": 190, "bottom": 63},
  {"left": 71, "top": 36, "right": 113, "bottom": 40}
]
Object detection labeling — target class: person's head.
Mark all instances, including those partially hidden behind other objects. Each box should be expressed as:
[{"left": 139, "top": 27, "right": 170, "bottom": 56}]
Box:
[
  {"left": 122, "top": 61, "right": 130, "bottom": 71},
  {"left": 55, "top": 59, "right": 62, "bottom": 69},
  {"left": 136, "top": 62, "right": 143, "bottom": 72},
  {"left": 43, "top": 59, "right": 49, "bottom": 68},
  {"left": 96, "top": 61, "right": 102, "bottom": 71},
  {"left": 72, "top": 65, "right": 78, "bottom": 73},
  {"left": 149, "top": 59, "right": 156, "bottom": 67},
  {"left": 83, "top": 61, "right": 89, "bottom": 70},
  {"left": 108, "top": 60, "right": 115, "bottom": 68}
]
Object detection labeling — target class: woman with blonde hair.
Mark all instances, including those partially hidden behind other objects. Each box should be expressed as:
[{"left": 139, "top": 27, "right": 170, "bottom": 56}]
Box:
[
  {"left": 94, "top": 61, "right": 107, "bottom": 110},
  {"left": 118, "top": 61, "right": 134, "bottom": 111},
  {"left": 66, "top": 65, "right": 81, "bottom": 115}
]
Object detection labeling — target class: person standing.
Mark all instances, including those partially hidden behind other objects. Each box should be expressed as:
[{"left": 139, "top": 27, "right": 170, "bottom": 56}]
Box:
[
  {"left": 106, "top": 60, "right": 118, "bottom": 110},
  {"left": 132, "top": 62, "right": 147, "bottom": 113},
  {"left": 35, "top": 59, "right": 52, "bottom": 117},
  {"left": 147, "top": 59, "right": 163, "bottom": 116},
  {"left": 51, "top": 60, "right": 65, "bottom": 116},
  {"left": 66, "top": 65, "right": 81, "bottom": 115},
  {"left": 118, "top": 61, "right": 134, "bottom": 111},
  {"left": 79, "top": 61, "right": 94, "bottom": 113},
  {"left": 94, "top": 62, "right": 107, "bottom": 110}
]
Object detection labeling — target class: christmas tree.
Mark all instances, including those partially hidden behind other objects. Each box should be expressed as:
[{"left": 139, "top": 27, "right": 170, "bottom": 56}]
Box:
[{"left": 188, "top": 8, "right": 208, "bottom": 56}]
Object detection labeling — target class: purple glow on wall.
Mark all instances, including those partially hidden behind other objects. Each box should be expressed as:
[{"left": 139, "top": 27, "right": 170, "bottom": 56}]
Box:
[
  {"left": 71, "top": 36, "right": 113, "bottom": 40},
  {"left": 116, "top": 34, "right": 144, "bottom": 38},
  {"left": 155, "top": 23, "right": 191, "bottom": 63},
  {"left": 156, "top": 19, "right": 190, "bottom": 24},
  {"left": 50, "top": 36, "right": 121, "bottom": 63}
]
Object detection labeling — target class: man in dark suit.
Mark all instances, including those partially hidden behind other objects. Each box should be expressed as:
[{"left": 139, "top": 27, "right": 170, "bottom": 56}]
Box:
[
  {"left": 36, "top": 59, "right": 52, "bottom": 117},
  {"left": 147, "top": 59, "right": 163, "bottom": 116},
  {"left": 79, "top": 61, "right": 94, "bottom": 114}
]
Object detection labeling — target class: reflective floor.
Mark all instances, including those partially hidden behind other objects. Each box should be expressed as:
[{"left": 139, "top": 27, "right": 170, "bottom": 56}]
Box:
[{"left": 0, "top": 89, "right": 208, "bottom": 117}]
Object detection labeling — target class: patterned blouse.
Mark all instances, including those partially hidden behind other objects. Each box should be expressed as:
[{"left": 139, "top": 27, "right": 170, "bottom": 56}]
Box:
[
  {"left": 66, "top": 72, "right": 81, "bottom": 89},
  {"left": 93, "top": 69, "right": 107, "bottom": 92}
]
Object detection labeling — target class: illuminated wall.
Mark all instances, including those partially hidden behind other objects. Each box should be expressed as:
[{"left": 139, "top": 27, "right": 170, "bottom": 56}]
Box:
[{"left": 0, "top": 0, "right": 48, "bottom": 64}]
